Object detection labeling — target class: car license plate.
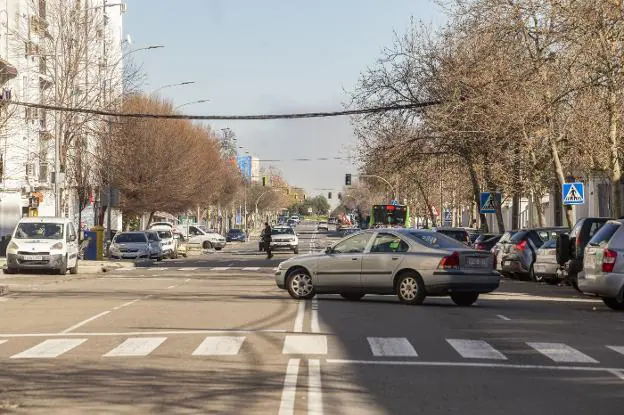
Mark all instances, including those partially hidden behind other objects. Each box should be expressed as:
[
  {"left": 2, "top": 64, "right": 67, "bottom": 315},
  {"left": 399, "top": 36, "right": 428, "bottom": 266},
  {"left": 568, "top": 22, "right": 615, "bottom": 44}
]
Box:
[
  {"left": 24, "top": 255, "right": 43, "bottom": 261},
  {"left": 467, "top": 257, "right": 487, "bottom": 267}
]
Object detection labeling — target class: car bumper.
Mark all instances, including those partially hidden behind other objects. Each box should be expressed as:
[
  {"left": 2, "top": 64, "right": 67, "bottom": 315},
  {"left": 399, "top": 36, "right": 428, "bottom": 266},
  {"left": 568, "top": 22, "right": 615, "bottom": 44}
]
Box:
[
  {"left": 270, "top": 242, "right": 297, "bottom": 250},
  {"left": 209, "top": 241, "right": 226, "bottom": 249},
  {"left": 533, "top": 262, "right": 559, "bottom": 277},
  {"left": 110, "top": 252, "right": 150, "bottom": 259},
  {"left": 501, "top": 258, "right": 529, "bottom": 275},
  {"left": 427, "top": 271, "right": 501, "bottom": 295},
  {"left": 275, "top": 268, "right": 288, "bottom": 289},
  {"left": 7, "top": 253, "right": 64, "bottom": 270},
  {"left": 579, "top": 273, "right": 624, "bottom": 298}
]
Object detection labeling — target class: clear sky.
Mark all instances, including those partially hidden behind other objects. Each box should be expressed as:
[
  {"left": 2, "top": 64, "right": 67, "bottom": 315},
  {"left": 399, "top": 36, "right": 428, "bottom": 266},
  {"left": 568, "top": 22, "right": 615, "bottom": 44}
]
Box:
[{"left": 124, "top": 0, "right": 446, "bottom": 202}]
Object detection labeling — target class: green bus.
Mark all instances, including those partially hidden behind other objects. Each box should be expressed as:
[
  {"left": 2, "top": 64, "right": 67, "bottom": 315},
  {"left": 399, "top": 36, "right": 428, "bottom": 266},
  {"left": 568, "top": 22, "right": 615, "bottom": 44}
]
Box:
[{"left": 369, "top": 204, "right": 411, "bottom": 228}]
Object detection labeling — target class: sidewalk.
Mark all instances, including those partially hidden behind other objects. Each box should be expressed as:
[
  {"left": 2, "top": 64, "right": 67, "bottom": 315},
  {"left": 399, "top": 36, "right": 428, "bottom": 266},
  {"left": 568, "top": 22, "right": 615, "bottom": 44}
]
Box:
[{"left": 0, "top": 257, "right": 153, "bottom": 274}]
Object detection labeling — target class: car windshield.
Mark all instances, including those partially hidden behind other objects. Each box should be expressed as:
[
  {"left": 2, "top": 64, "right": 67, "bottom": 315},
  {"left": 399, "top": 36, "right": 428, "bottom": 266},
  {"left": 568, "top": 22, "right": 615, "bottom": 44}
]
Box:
[
  {"left": 157, "top": 231, "right": 172, "bottom": 239},
  {"left": 588, "top": 222, "right": 621, "bottom": 247},
  {"left": 14, "top": 222, "right": 64, "bottom": 240},
  {"left": 115, "top": 233, "right": 147, "bottom": 243},
  {"left": 408, "top": 232, "right": 468, "bottom": 249},
  {"left": 436, "top": 230, "right": 468, "bottom": 242},
  {"left": 272, "top": 228, "right": 294, "bottom": 235},
  {"left": 229, "top": 229, "right": 243, "bottom": 234}
]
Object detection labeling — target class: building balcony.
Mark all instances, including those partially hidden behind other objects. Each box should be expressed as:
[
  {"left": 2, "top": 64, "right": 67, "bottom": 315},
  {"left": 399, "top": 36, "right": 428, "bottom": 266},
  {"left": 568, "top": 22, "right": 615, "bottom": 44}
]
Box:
[{"left": 0, "top": 58, "right": 18, "bottom": 86}]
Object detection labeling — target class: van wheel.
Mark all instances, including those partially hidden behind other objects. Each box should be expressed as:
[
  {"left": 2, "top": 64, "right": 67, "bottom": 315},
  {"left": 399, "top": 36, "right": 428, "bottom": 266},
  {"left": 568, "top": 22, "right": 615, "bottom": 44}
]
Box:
[
  {"left": 69, "top": 260, "right": 78, "bottom": 275},
  {"left": 3, "top": 267, "right": 17, "bottom": 275},
  {"left": 203, "top": 241, "right": 212, "bottom": 250},
  {"left": 602, "top": 297, "right": 624, "bottom": 311},
  {"left": 57, "top": 256, "right": 68, "bottom": 275}
]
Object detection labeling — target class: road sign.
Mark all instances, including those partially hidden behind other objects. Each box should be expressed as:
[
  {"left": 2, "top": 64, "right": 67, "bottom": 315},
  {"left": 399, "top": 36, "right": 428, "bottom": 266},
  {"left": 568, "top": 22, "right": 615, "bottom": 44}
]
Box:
[
  {"left": 562, "top": 182, "right": 585, "bottom": 205},
  {"left": 480, "top": 192, "right": 501, "bottom": 214},
  {"left": 443, "top": 209, "right": 452, "bottom": 221},
  {"left": 391, "top": 200, "right": 399, "bottom": 206}
]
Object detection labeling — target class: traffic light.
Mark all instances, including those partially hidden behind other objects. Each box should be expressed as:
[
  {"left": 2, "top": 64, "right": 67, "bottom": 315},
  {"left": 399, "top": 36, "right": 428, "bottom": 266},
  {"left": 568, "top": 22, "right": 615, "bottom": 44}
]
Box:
[
  {"left": 328, "top": 192, "right": 332, "bottom": 199},
  {"left": 262, "top": 176, "right": 266, "bottom": 186},
  {"left": 345, "top": 174, "right": 352, "bottom": 186}
]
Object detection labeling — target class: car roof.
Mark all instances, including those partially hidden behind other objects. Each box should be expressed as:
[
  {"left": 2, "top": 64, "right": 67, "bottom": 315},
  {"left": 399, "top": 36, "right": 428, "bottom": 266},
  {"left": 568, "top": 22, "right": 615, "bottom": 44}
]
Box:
[{"left": 18, "top": 216, "right": 72, "bottom": 224}]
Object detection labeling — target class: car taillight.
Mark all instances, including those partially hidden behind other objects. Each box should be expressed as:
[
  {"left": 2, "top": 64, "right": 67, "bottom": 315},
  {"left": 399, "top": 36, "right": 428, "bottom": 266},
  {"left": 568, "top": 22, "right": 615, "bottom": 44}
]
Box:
[
  {"left": 439, "top": 252, "right": 460, "bottom": 270},
  {"left": 475, "top": 243, "right": 485, "bottom": 250},
  {"left": 602, "top": 249, "right": 617, "bottom": 273},
  {"left": 515, "top": 240, "right": 527, "bottom": 251}
]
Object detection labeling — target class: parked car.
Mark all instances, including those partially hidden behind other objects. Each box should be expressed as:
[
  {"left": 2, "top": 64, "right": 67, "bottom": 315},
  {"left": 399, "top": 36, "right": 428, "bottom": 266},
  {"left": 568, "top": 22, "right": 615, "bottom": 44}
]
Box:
[
  {"left": 317, "top": 221, "right": 329, "bottom": 231},
  {"left": 578, "top": 220, "right": 624, "bottom": 310},
  {"left": 145, "top": 230, "right": 164, "bottom": 261},
  {"left": 532, "top": 239, "right": 560, "bottom": 284},
  {"left": 152, "top": 228, "right": 178, "bottom": 259},
  {"left": 275, "top": 229, "right": 500, "bottom": 306},
  {"left": 4, "top": 217, "right": 79, "bottom": 275},
  {"left": 432, "top": 227, "right": 471, "bottom": 245},
  {"left": 287, "top": 219, "right": 297, "bottom": 228},
  {"left": 500, "top": 227, "right": 568, "bottom": 280},
  {"left": 109, "top": 231, "right": 156, "bottom": 261},
  {"left": 226, "top": 228, "right": 246, "bottom": 242},
  {"left": 260, "top": 226, "right": 299, "bottom": 254},
  {"left": 556, "top": 217, "right": 611, "bottom": 290},
  {"left": 473, "top": 234, "right": 502, "bottom": 251},
  {"left": 174, "top": 232, "right": 188, "bottom": 258}
]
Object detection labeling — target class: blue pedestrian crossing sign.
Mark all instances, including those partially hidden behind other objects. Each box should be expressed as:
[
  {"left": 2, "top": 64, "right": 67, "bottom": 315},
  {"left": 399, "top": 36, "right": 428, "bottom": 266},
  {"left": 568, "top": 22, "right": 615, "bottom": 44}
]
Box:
[
  {"left": 391, "top": 200, "right": 399, "bottom": 206},
  {"left": 562, "top": 182, "right": 584, "bottom": 205},
  {"left": 480, "top": 192, "right": 501, "bottom": 214}
]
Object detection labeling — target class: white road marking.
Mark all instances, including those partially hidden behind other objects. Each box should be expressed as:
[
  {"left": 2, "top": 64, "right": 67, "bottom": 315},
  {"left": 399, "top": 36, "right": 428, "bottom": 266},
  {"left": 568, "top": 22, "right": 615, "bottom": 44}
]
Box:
[
  {"left": 211, "top": 267, "right": 230, "bottom": 271},
  {"left": 61, "top": 311, "right": 111, "bottom": 333},
  {"left": 311, "top": 298, "right": 320, "bottom": 333},
  {"left": 167, "top": 285, "right": 175, "bottom": 289},
  {"left": 185, "top": 278, "right": 191, "bottom": 282},
  {"left": 116, "top": 267, "right": 135, "bottom": 271},
  {"left": 607, "top": 345, "right": 624, "bottom": 356},
  {"left": 367, "top": 337, "right": 418, "bottom": 357},
  {"left": 608, "top": 369, "right": 624, "bottom": 381},
  {"left": 178, "top": 267, "right": 198, "bottom": 271},
  {"left": 228, "top": 263, "right": 235, "bottom": 267},
  {"left": 0, "top": 339, "right": 7, "bottom": 345},
  {"left": 150, "top": 267, "right": 167, "bottom": 271},
  {"left": 496, "top": 314, "right": 511, "bottom": 321},
  {"left": 446, "top": 339, "right": 507, "bottom": 360},
  {"left": 325, "top": 359, "right": 624, "bottom": 379},
  {"left": 528, "top": 342, "right": 598, "bottom": 363},
  {"left": 278, "top": 359, "right": 300, "bottom": 415},
  {"left": 0, "top": 328, "right": 286, "bottom": 337},
  {"left": 192, "top": 336, "right": 246, "bottom": 356},
  {"left": 242, "top": 267, "right": 260, "bottom": 271},
  {"left": 293, "top": 301, "right": 306, "bottom": 332},
  {"left": 112, "top": 299, "right": 141, "bottom": 311},
  {"left": 104, "top": 337, "right": 167, "bottom": 357},
  {"left": 283, "top": 335, "right": 328, "bottom": 355},
  {"left": 11, "top": 338, "right": 87, "bottom": 358},
  {"left": 308, "top": 359, "right": 323, "bottom": 414}
]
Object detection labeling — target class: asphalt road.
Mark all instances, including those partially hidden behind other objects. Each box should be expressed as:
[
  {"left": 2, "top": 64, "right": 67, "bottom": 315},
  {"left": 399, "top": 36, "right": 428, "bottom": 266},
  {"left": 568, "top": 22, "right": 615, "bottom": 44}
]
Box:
[{"left": 0, "top": 221, "right": 623, "bottom": 414}]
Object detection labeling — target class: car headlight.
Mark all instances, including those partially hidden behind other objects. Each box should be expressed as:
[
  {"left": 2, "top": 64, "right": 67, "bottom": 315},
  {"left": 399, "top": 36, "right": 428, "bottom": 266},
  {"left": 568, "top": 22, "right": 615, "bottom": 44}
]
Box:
[
  {"left": 50, "top": 242, "right": 64, "bottom": 250},
  {"left": 110, "top": 244, "right": 120, "bottom": 252},
  {"left": 7, "top": 241, "right": 18, "bottom": 252}
]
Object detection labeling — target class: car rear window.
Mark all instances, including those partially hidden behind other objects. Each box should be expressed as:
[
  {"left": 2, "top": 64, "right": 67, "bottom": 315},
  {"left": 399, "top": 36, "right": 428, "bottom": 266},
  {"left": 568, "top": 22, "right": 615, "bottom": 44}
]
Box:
[
  {"left": 510, "top": 231, "right": 529, "bottom": 243},
  {"left": 115, "top": 233, "right": 147, "bottom": 243},
  {"left": 156, "top": 231, "right": 172, "bottom": 239},
  {"left": 588, "top": 222, "right": 621, "bottom": 248},
  {"left": 541, "top": 239, "right": 557, "bottom": 249},
  {"left": 408, "top": 232, "right": 468, "bottom": 249},
  {"left": 437, "top": 230, "right": 468, "bottom": 242}
]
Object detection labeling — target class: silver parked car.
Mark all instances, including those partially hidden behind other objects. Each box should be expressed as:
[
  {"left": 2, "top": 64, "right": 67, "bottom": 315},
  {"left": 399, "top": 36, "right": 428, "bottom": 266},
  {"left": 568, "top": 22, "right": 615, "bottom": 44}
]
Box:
[
  {"left": 109, "top": 232, "right": 155, "bottom": 260},
  {"left": 579, "top": 220, "right": 624, "bottom": 310},
  {"left": 532, "top": 239, "right": 560, "bottom": 284},
  {"left": 275, "top": 229, "right": 500, "bottom": 306}
]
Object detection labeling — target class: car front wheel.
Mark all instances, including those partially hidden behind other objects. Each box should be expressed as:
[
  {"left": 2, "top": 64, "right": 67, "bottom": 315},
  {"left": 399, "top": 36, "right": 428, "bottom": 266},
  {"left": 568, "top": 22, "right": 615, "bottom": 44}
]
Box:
[
  {"left": 286, "top": 268, "right": 315, "bottom": 300},
  {"left": 450, "top": 292, "right": 479, "bottom": 306},
  {"left": 396, "top": 272, "right": 426, "bottom": 305}
]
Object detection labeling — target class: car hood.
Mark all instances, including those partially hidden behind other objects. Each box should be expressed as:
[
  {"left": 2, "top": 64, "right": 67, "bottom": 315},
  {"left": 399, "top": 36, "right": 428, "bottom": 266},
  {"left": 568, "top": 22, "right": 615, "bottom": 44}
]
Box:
[{"left": 279, "top": 252, "right": 324, "bottom": 267}]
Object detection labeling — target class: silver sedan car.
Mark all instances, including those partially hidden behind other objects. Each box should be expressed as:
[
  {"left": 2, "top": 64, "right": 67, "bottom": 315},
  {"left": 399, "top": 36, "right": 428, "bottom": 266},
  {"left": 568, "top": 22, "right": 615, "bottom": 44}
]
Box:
[{"left": 275, "top": 229, "right": 500, "bottom": 306}]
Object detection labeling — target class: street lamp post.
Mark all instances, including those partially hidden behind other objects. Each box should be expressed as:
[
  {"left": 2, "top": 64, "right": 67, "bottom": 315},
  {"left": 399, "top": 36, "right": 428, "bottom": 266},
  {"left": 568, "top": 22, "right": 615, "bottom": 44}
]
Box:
[
  {"left": 359, "top": 174, "right": 398, "bottom": 201},
  {"left": 151, "top": 81, "right": 195, "bottom": 95},
  {"left": 174, "top": 99, "right": 210, "bottom": 111}
]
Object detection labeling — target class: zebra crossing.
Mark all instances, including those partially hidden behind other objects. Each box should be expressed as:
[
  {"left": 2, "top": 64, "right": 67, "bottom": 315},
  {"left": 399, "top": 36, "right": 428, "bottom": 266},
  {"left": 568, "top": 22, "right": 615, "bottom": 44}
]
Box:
[
  {"left": 113, "top": 266, "right": 277, "bottom": 272},
  {"left": 1, "top": 334, "right": 623, "bottom": 365}
]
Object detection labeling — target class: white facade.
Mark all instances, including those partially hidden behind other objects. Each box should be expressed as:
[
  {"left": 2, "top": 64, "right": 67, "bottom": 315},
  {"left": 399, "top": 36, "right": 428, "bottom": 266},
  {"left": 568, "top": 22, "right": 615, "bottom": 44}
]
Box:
[{"left": 0, "top": 0, "right": 124, "bottom": 239}]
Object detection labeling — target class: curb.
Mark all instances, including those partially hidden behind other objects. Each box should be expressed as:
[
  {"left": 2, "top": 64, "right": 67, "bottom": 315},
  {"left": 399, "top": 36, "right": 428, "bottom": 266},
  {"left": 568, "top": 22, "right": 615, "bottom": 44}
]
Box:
[{"left": 0, "top": 285, "right": 8, "bottom": 296}]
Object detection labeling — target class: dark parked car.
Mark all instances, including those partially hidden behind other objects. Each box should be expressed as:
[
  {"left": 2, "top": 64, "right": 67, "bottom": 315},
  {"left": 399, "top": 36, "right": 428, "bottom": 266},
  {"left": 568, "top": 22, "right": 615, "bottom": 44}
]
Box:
[
  {"left": 501, "top": 227, "right": 568, "bottom": 280},
  {"left": 473, "top": 234, "right": 502, "bottom": 251},
  {"left": 556, "top": 217, "right": 612, "bottom": 290},
  {"left": 226, "top": 228, "right": 246, "bottom": 242}
]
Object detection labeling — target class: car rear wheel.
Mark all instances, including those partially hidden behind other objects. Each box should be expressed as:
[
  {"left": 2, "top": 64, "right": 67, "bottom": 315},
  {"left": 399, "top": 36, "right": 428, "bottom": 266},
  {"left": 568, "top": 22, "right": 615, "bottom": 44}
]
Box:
[
  {"left": 3, "top": 267, "right": 17, "bottom": 274},
  {"left": 340, "top": 293, "right": 365, "bottom": 301},
  {"left": 450, "top": 292, "right": 479, "bottom": 306},
  {"left": 286, "top": 268, "right": 315, "bottom": 300},
  {"left": 203, "top": 241, "right": 212, "bottom": 250},
  {"left": 602, "top": 297, "right": 624, "bottom": 311},
  {"left": 529, "top": 265, "right": 543, "bottom": 282},
  {"left": 396, "top": 272, "right": 426, "bottom": 305},
  {"left": 215, "top": 247, "right": 222, "bottom": 251}
]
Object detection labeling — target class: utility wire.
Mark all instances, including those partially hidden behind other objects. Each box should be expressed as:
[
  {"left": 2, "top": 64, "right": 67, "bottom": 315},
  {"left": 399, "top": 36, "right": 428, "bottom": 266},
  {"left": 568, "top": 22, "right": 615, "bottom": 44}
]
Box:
[{"left": 6, "top": 100, "right": 440, "bottom": 120}]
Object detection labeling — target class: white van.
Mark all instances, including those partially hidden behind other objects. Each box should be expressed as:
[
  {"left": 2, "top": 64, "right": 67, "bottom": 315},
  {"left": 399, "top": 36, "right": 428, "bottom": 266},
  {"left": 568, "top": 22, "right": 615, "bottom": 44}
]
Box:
[{"left": 4, "top": 217, "right": 79, "bottom": 275}]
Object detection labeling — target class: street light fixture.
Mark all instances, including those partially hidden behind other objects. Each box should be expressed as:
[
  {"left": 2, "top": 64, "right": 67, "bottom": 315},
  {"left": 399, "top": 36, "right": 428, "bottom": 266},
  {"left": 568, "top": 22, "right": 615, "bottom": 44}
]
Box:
[
  {"left": 174, "top": 99, "right": 211, "bottom": 111},
  {"left": 151, "top": 81, "right": 196, "bottom": 95}
]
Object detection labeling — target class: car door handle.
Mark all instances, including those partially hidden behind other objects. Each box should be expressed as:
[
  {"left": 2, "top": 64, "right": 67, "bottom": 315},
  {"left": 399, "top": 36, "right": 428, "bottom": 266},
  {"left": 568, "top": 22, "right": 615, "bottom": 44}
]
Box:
[
  {"left": 392, "top": 257, "right": 399, "bottom": 260},
  {"left": 352, "top": 257, "right": 359, "bottom": 260}
]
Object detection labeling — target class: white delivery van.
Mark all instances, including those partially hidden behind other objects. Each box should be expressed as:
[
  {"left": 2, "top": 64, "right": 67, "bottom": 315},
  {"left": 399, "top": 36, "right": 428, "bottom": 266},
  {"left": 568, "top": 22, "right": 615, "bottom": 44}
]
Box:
[{"left": 4, "top": 217, "right": 79, "bottom": 275}]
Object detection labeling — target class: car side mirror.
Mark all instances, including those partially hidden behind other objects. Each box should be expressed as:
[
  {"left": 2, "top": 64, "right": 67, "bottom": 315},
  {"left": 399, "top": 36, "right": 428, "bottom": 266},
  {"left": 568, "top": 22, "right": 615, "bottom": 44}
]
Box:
[{"left": 556, "top": 234, "right": 570, "bottom": 265}]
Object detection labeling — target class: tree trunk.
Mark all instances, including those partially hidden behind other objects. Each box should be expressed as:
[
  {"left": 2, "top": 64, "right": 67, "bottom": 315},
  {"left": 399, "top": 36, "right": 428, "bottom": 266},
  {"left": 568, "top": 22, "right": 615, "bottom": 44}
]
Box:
[
  {"left": 146, "top": 211, "right": 155, "bottom": 228},
  {"left": 608, "top": 89, "right": 622, "bottom": 218},
  {"left": 466, "top": 157, "right": 489, "bottom": 232},
  {"left": 415, "top": 180, "right": 437, "bottom": 227},
  {"left": 549, "top": 134, "right": 573, "bottom": 227},
  {"left": 534, "top": 190, "right": 546, "bottom": 227},
  {"left": 483, "top": 155, "right": 504, "bottom": 232}
]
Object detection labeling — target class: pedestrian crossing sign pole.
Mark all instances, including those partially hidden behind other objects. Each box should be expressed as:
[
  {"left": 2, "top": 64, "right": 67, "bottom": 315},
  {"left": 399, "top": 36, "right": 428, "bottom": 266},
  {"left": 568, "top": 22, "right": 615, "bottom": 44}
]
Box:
[{"left": 562, "top": 182, "right": 585, "bottom": 205}]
